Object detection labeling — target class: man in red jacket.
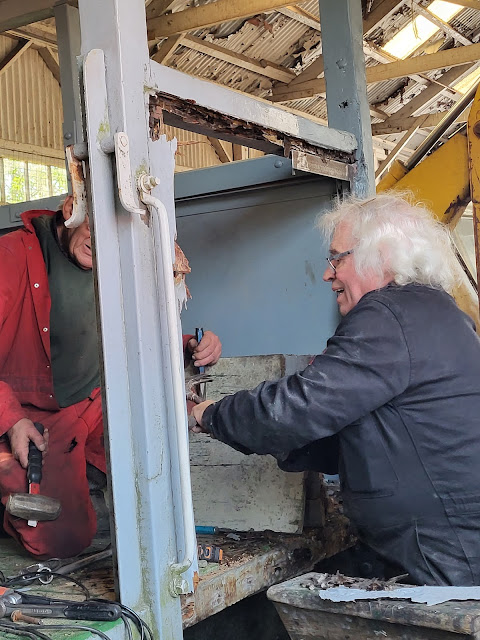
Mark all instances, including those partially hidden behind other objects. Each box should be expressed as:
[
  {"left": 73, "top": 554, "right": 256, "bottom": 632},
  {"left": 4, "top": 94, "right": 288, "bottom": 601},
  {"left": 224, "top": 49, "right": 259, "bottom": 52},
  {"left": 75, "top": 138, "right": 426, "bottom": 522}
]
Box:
[{"left": 0, "top": 195, "right": 221, "bottom": 558}]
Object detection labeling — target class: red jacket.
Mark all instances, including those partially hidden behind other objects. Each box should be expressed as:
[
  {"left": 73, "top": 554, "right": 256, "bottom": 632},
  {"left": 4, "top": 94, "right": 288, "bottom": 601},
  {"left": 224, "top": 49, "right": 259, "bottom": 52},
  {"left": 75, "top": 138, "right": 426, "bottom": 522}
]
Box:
[{"left": 0, "top": 210, "right": 193, "bottom": 436}]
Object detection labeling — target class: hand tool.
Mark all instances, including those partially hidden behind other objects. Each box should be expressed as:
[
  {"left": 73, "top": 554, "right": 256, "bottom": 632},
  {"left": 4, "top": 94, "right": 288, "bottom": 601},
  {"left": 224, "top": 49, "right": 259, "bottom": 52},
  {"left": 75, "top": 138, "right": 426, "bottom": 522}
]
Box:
[
  {"left": 6, "top": 423, "right": 61, "bottom": 527},
  {"left": 197, "top": 543, "right": 223, "bottom": 563},
  {"left": 194, "top": 327, "right": 210, "bottom": 403},
  {"left": 0, "top": 588, "right": 121, "bottom": 621}
]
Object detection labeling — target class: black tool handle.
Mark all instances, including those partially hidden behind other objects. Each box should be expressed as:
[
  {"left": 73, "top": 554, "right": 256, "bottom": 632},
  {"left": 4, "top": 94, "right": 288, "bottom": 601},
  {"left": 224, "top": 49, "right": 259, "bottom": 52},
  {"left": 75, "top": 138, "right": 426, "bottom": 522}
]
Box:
[
  {"left": 27, "top": 423, "right": 44, "bottom": 485},
  {"left": 5, "top": 602, "right": 122, "bottom": 621},
  {"left": 195, "top": 327, "right": 205, "bottom": 374}
]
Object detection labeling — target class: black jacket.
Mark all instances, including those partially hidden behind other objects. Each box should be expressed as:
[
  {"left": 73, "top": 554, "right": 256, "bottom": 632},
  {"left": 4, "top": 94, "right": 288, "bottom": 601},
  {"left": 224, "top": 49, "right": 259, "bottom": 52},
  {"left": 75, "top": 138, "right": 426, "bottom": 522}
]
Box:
[{"left": 203, "top": 284, "right": 480, "bottom": 585}]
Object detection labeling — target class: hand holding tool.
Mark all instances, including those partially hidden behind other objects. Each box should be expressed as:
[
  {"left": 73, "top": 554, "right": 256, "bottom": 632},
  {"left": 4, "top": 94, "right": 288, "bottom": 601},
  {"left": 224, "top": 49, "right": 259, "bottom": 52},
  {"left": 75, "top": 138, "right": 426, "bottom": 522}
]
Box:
[{"left": 6, "top": 423, "right": 61, "bottom": 527}]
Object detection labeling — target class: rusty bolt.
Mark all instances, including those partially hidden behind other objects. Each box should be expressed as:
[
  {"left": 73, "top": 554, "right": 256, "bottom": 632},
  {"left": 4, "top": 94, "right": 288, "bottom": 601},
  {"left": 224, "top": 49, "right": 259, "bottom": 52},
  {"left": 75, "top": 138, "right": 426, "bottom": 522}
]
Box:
[{"left": 11, "top": 610, "right": 43, "bottom": 625}]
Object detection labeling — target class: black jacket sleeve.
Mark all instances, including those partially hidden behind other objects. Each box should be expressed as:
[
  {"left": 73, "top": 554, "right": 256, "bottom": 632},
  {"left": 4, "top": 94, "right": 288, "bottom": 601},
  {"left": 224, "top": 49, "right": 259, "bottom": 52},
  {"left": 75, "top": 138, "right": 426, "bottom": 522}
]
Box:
[{"left": 202, "top": 297, "right": 411, "bottom": 458}]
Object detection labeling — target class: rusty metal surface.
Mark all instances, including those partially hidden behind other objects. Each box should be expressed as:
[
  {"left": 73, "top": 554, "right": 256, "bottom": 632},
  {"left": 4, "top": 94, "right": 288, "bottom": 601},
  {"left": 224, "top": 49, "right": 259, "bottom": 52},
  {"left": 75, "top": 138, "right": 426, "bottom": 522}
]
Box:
[{"left": 149, "top": 93, "right": 355, "bottom": 162}]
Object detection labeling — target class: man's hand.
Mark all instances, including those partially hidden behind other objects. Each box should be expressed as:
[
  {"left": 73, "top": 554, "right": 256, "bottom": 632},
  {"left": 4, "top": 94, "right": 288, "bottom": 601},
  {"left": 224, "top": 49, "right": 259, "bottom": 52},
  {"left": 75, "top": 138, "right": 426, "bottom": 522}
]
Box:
[
  {"left": 7, "top": 418, "right": 49, "bottom": 469},
  {"left": 188, "top": 330, "right": 222, "bottom": 367},
  {"left": 190, "top": 400, "right": 215, "bottom": 433}
]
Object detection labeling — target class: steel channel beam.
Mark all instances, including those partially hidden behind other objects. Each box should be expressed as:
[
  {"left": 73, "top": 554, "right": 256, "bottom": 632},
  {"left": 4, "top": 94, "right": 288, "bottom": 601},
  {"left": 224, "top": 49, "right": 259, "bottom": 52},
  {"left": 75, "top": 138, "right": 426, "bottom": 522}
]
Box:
[{"left": 78, "top": 0, "right": 185, "bottom": 635}]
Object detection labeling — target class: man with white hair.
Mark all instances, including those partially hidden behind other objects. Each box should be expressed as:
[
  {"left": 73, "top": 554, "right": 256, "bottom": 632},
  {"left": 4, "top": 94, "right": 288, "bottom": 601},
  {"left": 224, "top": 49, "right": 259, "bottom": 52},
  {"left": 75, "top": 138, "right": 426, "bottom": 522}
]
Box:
[
  {"left": 0, "top": 195, "right": 221, "bottom": 557},
  {"left": 192, "top": 193, "right": 480, "bottom": 586}
]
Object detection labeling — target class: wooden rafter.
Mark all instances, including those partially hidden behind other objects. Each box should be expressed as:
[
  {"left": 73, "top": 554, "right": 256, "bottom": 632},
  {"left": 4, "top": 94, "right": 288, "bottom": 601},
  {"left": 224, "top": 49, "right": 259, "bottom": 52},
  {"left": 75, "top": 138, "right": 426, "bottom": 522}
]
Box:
[
  {"left": 363, "top": 0, "right": 406, "bottom": 35},
  {"left": 0, "top": 39, "right": 33, "bottom": 77},
  {"left": 147, "top": 0, "right": 305, "bottom": 39},
  {"left": 271, "top": 43, "right": 480, "bottom": 102},
  {"left": 37, "top": 47, "right": 60, "bottom": 84},
  {"left": 0, "top": 0, "right": 76, "bottom": 33},
  {"left": 180, "top": 35, "right": 295, "bottom": 83},
  {"left": 372, "top": 106, "right": 469, "bottom": 135},
  {"left": 146, "top": 0, "right": 177, "bottom": 20},
  {"left": 207, "top": 137, "right": 232, "bottom": 163},
  {"left": 384, "top": 63, "right": 475, "bottom": 123},
  {"left": 152, "top": 35, "right": 184, "bottom": 64}
]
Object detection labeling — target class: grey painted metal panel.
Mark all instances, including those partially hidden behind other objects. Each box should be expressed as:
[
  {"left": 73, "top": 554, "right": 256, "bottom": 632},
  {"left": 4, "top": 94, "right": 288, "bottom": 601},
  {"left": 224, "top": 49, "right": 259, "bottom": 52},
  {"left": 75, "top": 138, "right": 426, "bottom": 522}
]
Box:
[{"left": 176, "top": 167, "right": 340, "bottom": 357}]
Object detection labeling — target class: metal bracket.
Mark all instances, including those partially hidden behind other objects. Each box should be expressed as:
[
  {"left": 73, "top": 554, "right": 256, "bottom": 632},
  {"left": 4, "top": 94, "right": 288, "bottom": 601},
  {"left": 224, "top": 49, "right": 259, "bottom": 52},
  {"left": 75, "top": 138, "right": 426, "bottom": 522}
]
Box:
[
  {"left": 65, "top": 145, "right": 89, "bottom": 228},
  {"left": 114, "top": 132, "right": 145, "bottom": 215},
  {"left": 291, "top": 149, "right": 355, "bottom": 187}
]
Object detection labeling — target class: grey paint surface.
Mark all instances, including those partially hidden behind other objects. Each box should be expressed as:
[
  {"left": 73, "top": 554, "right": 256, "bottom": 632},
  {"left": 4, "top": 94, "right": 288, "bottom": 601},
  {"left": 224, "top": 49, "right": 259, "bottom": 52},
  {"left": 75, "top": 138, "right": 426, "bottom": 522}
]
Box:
[
  {"left": 176, "top": 166, "right": 341, "bottom": 357},
  {"left": 319, "top": 0, "right": 375, "bottom": 197}
]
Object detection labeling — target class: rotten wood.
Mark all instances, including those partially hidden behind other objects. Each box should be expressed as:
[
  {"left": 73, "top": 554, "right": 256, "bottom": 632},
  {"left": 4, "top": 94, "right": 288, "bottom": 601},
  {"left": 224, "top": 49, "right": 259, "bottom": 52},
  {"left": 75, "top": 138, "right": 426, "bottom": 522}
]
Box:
[
  {"left": 149, "top": 93, "right": 355, "bottom": 164},
  {"left": 182, "top": 513, "right": 355, "bottom": 628},
  {"left": 269, "top": 572, "right": 480, "bottom": 640}
]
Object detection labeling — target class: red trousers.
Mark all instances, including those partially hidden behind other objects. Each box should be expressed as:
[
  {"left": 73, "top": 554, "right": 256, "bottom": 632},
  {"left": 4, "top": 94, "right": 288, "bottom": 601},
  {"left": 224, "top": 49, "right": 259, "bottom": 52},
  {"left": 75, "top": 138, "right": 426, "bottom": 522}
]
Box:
[{"left": 0, "top": 389, "right": 105, "bottom": 558}]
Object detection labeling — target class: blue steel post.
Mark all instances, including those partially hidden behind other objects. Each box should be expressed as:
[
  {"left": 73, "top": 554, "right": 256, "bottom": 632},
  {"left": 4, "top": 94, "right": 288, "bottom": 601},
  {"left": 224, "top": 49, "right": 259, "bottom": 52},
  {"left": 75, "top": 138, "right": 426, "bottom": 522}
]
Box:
[
  {"left": 77, "top": 0, "right": 186, "bottom": 636},
  {"left": 318, "top": 0, "right": 375, "bottom": 197}
]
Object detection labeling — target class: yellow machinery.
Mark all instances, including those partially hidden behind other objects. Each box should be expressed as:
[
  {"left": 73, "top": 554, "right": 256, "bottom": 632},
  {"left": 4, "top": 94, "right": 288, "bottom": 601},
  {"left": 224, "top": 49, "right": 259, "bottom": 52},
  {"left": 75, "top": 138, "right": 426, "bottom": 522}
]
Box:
[{"left": 377, "top": 84, "right": 480, "bottom": 331}]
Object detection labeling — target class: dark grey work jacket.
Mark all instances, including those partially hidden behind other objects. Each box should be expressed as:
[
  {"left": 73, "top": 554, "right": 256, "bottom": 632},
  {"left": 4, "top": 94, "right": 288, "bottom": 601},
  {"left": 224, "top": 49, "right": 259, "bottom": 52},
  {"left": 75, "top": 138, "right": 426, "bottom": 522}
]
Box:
[{"left": 203, "top": 284, "right": 480, "bottom": 585}]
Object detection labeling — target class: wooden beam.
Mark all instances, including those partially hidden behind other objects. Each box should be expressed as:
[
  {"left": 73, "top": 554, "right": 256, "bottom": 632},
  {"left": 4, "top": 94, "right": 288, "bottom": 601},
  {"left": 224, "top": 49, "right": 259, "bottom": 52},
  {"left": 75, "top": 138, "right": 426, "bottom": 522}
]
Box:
[
  {"left": 271, "top": 43, "right": 480, "bottom": 101},
  {"left": 384, "top": 63, "right": 474, "bottom": 122},
  {"left": 277, "top": 6, "right": 320, "bottom": 30},
  {"left": 146, "top": 0, "right": 176, "bottom": 20},
  {"left": 5, "top": 27, "right": 58, "bottom": 48},
  {"left": 363, "top": 0, "right": 406, "bottom": 34},
  {"left": 0, "top": 0, "right": 76, "bottom": 33},
  {"left": 207, "top": 137, "right": 232, "bottom": 163},
  {"left": 152, "top": 34, "right": 184, "bottom": 64},
  {"left": 375, "top": 117, "right": 427, "bottom": 179},
  {"left": 412, "top": 1, "right": 471, "bottom": 46},
  {"left": 372, "top": 106, "right": 469, "bottom": 135},
  {"left": 180, "top": 34, "right": 295, "bottom": 83},
  {"left": 0, "top": 39, "right": 32, "bottom": 77},
  {"left": 272, "top": 0, "right": 403, "bottom": 96},
  {"left": 147, "top": 0, "right": 304, "bottom": 39},
  {"left": 441, "top": 0, "right": 480, "bottom": 9},
  {"left": 37, "top": 47, "right": 61, "bottom": 84},
  {"left": 233, "top": 144, "right": 243, "bottom": 161}
]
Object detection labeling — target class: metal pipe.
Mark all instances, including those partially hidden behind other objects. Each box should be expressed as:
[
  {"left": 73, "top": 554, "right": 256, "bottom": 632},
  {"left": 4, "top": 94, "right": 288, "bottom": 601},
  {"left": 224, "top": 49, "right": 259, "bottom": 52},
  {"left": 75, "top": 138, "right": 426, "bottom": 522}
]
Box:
[
  {"left": 406, "top": 81, "right": 480, "bottom": 171},
  {"left": 139, "top": 177, "right": 195, "bottom": 594}
]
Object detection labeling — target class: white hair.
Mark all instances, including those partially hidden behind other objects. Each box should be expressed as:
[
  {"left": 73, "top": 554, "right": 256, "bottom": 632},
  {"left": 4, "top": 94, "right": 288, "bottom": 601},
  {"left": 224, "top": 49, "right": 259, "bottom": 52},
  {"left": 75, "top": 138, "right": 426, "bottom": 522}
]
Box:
[{"left": 318, "top": 192, "right": 462, "bottom": 293}]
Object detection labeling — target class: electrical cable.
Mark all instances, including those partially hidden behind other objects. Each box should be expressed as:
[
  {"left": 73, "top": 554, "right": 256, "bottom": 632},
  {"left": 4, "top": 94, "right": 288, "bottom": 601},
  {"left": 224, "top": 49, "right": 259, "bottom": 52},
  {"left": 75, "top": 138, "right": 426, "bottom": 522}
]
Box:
[
  {"left": 121, "top": 613, "right": 134, "bottom": 640},
  {"left": 0, "top": 621, "right": 51, "bottom": 640},
  {"left": 4, "top": 572, "right": 90, "bottom": 599}
]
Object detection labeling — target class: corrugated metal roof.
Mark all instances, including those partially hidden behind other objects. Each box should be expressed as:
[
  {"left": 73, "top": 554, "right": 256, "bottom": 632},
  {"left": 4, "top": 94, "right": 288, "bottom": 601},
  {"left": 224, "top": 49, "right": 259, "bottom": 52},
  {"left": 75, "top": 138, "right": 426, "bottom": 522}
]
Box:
[{"left": 0, "top": 35, "right": 63, "bottom": 157}]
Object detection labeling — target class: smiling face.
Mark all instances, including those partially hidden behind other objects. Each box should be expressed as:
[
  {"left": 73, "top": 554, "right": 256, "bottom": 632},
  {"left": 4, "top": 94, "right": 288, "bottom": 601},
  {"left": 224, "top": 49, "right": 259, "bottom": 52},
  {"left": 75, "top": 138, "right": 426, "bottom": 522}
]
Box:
[
  {"left": 322, "top": 222, "right": 391, "bottom": 316},
  {"left": 59, "top": 196, "right": 92, "bottom": 270}
]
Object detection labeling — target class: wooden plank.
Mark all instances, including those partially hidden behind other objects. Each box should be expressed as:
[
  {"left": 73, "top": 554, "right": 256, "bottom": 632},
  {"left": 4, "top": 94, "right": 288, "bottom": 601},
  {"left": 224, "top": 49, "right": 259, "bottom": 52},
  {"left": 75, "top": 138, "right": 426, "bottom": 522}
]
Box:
[
  {"left": 268, "top": 572, "right": 480, "bottom": 637},
  {"left": 189, "top": 355, "right": 310, "bottom": 534},
  {"left": 207, "top": 136, "right": 232, "bottom": 162},
  {"left": 146, "top": 0, "right": 177, "bottom": 20},
  {"left": 38, "top": 46, "right": 61, "bottom": 84},
  {"left": 278, "top": 5, "right": 320, "bottom": 30},
  {"left": 271, "top": 43, "right": 480, "bottom": 101},
  {"left": 152, "top": 34, "right": 184, "bottom": 64},
  {"left": 181, "top": 34, "right": 295, "bottom": 83},
  {"left": 0, "top": 38, "right": 32, "bottom": 77},
  {"left": 147, "top": 0, "right": 305, "bottom": 38},
  {"left": 182, "top": 516, "right": 355, "bottom": 628}
]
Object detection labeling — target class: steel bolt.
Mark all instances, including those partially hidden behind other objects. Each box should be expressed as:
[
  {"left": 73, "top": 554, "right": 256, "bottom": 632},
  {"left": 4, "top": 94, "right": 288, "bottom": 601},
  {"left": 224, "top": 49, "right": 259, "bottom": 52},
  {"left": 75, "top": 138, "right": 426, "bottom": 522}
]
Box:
[{"left": 11, "top": 610, "right": 43, "bottom": 625}]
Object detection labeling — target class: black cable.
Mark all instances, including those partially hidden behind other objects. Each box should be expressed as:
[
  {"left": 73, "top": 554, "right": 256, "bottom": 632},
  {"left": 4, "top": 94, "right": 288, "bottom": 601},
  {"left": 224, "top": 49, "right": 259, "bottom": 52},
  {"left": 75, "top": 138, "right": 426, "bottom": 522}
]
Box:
[
  {"left": 0, "top": 621, "right": 50, "bottom": 640},
  {"left": 5, "top": 572, "right": 90, "bottom": 599},
  {"left": 121, "top": 613, "right": 134, "bottom": 640}
]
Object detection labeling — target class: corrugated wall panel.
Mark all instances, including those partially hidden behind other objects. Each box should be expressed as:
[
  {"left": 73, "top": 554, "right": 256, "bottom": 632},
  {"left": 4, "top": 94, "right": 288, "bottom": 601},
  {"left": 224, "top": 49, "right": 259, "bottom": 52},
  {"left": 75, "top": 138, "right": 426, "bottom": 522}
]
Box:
[{"left": 0, "top": 36, "right": 63, "bottom": 158}]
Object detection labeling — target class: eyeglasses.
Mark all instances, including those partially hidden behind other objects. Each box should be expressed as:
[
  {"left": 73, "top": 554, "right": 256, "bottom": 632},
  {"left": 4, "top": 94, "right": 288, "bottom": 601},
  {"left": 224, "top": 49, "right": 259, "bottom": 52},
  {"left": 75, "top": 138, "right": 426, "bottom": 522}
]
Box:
[{"left": 326, "top": 249, "right": 354, "bottom": 273}]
